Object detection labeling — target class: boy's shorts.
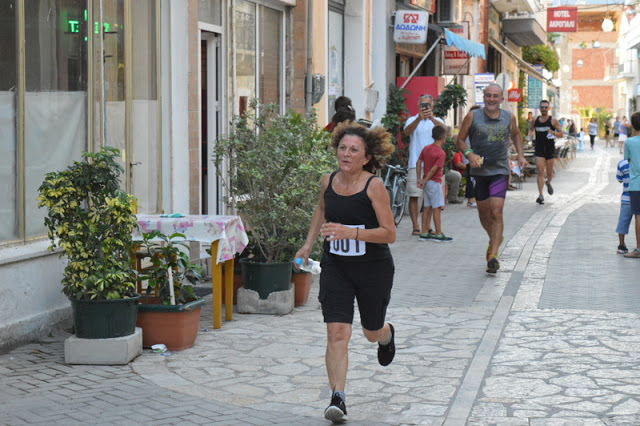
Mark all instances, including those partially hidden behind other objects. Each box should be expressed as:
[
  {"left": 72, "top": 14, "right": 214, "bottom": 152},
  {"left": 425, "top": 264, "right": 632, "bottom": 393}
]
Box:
[
  {"left": 423, "top": 180, "right": 444, "bottom": 208},
  {"left": 318, "top": 255, "right": 394, "bottom": 331},
  {"left": 406, "top": 168, "right": 422, "bottom": 197},
  {"left": 616, "top": 202, "right": 633, "bottom": 235},
  {"left": 630, "top": 191, "right": 640, "bottom": 215}
]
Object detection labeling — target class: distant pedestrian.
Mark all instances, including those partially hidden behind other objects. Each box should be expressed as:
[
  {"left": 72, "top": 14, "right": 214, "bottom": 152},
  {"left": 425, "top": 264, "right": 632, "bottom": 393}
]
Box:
[
  {"left": 619, "top": 116, "right": 629, "bottom": 154},
  {"left": 588, "top": 118, "right": 598, "bottom": 150},
  {"left": 525, "top": 111, "right": 534, "bottom": 143},
  {"left": 623, "top": 112, "right": 640, "bottom": 258},
  {"left": 578, "top": 128, "right": 585, "bottom": 151},
  {"left": 613, "top": 116, "right": 621, "bottom": 143},
  {"left": 530, "top": 100, "right": 563, "bottom": 205},
  {"left": 416, "top": 125, "right": 452, "bottom": 242},
  {"left": 294, "top": 122, "right": 397, "bottom": 422},
  {"left": 605, "top": 121, "right": 612, "bottom": 147},
  {"left": 324, "top": 96, "right": 355, "bottom": 133},
  {"left": 455, "top": 83, "right": 527, "bottom": 273},
  {"left": 615, "top": 159, "right": 631, "bottom": 254},
  {"left": 403, "top": 94, "right": 444, "bottom": 236}
]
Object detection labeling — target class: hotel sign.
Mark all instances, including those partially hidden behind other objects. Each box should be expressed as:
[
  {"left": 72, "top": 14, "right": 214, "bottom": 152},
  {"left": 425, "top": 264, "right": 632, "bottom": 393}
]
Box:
[{"left": 547, "top": 7, "right": 578, "bottom": 32}]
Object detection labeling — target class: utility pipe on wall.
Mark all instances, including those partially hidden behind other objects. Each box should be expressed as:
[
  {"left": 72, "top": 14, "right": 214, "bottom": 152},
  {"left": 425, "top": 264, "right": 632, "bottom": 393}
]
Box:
[{"left": 305, "top": 0, "right": 314, "bottom": 113}]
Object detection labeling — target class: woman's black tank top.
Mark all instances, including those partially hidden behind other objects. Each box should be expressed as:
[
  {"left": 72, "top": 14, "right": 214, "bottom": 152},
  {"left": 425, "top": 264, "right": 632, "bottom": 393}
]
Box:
[{"left": 323, "top": 172, "right": 391, "bottom": 262}]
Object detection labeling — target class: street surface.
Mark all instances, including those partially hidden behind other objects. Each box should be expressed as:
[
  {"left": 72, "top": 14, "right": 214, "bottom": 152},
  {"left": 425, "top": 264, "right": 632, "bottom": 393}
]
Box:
[{"left": 1, "top": 145, "right": 640, "bottom": 425}]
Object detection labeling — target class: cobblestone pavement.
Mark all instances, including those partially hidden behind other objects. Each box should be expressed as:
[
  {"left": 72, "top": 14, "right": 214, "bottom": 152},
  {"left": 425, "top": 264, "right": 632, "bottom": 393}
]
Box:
[{"left": 2, "top": 145, "right": 640, "bottom": 425}]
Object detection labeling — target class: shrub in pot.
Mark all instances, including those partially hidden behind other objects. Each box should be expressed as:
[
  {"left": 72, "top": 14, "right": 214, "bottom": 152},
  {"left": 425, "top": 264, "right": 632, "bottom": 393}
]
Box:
[
  {"left": 37, "top": 147, "right": 139, "bottom": 339},
  {"left": 213, "top": 100, "right": 334, "bottom": 301},
  {"left": 134, "top": 230, "right": 205, "bottom": 351}
]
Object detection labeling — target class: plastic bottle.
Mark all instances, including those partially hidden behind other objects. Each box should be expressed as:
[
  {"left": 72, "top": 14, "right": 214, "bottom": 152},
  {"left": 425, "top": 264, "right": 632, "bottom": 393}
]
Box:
[{"left": 294, "top": 257, "right": 321, "bottom": 275}]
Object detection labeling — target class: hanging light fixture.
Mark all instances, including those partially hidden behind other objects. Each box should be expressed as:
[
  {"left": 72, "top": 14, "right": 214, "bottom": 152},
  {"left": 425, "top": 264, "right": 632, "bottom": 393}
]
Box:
[{"left": 602, "top": 18, "right": 613, "bottom": 32}]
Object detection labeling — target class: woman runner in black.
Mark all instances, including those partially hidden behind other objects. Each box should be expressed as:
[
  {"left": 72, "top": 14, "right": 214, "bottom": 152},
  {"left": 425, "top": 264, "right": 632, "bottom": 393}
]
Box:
[{"left": 294, "top": 122, "right": 396, "bottom": 423}]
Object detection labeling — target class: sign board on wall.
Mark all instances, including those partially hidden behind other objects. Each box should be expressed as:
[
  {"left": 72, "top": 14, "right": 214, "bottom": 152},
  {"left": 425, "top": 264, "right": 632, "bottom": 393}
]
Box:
[
  {"left": 474, "top": 73, "right": 495, "bottom": 106},
  {"left": 547, "top": 7, "right": 578, "bottom": 32},
  {"left": 443, "top": 22, "right": 470, "bottom": 75},
  {"left": 507, "top": 89, "right": 522, "bottom": 102},
  {"left": 393, "top": 10, "right": 428, "bottom": 44},
  {"left": 528, "top": 65, "right": 544, "bottom": 109}
]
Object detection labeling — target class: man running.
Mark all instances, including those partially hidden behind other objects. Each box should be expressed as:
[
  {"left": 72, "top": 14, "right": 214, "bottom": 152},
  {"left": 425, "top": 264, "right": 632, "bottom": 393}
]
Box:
[
  {"left": 456, "top": 84, "right": 527, "bottom": 273},
  {"left": 530, "top": 100, "right": 563, "bottom": 204}
]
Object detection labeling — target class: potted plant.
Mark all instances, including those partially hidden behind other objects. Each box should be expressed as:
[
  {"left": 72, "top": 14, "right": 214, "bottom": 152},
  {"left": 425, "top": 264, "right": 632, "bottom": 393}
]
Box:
[
  {"left": 213, "top": 99, "right": 334, "bottom": 304},
  {"left": 134, "top": 230, "right": 205, "bottom": 351},
  {"left": 37, "top": 147, "right": 140, "bottom": 339}
]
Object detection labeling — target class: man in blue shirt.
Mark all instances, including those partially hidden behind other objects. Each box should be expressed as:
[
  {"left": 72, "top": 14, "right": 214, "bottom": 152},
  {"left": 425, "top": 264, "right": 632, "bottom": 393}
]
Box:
[{"left": 623, "top": 112, "right": 640, "bottom": 258}]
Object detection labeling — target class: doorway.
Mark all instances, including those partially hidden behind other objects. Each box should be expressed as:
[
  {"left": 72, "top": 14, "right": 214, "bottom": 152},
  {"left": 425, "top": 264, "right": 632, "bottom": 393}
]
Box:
[{"left": 200, "top": 31, "right": 222, "bottom": 215}]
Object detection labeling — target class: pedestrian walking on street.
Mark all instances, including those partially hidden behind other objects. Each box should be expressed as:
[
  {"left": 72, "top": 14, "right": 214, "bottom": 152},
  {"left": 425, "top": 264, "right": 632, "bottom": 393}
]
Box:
[
  {"left": 588, "top": 117, "right": 598, "bottom": 150},
  {"left": 619, "top": 116, "right": 629, "bottom": 154},
  {"left": 622, "top": 112, "right": 640, "bottom": 258},
  {"left": 294, "top": 122, "right": 397, "bottom": 423},
  {"left": 530, "top": 100, "right": 563, "bottom": 205},
  {"left": 615, "top": 158, "right": 631, "bottom": 254},
  {"left": 613, "top": 116, "right": 622, "bottom": 145},
  {"left": 416, "top": 125, "right": 452, "bottom": 242},
  {"left": 455, "top": 83, "right": 526, "bottom": 273},
  {"left": 403, "top": 94, "right": 444, "bottom": 236}
]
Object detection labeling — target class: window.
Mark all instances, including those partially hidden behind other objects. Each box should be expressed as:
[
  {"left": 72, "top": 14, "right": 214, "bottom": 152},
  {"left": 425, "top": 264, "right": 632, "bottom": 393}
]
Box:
[{"left": 436, "top": 0, "right": 455, "bottom": 24}]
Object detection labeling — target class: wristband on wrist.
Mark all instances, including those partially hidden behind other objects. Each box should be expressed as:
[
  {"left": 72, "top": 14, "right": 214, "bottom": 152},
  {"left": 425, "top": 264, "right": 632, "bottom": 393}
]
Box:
[{"left": 464, "top": 149, "right": 473, "bottom": 156}]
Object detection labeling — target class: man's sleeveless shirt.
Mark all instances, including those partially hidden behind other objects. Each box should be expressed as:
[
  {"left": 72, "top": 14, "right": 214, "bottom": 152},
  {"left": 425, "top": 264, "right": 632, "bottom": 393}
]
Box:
[
  {"left": 533, "top": 115, "right": 554, "bottom": 145},
  {"left": 323, "top": 172, "right": 391, "bottom": 262},
  {"left": 468, "top": 109, "right": 511, "bottom": 176}
]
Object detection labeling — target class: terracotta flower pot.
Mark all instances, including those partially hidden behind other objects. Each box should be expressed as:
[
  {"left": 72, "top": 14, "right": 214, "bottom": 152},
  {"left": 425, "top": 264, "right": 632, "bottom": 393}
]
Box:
[
  {"left": 292, "top": 271, "right": 312, "bottom": 307},
  {"left": 136, "top": 298, "right": 205, "bottom": 351}
]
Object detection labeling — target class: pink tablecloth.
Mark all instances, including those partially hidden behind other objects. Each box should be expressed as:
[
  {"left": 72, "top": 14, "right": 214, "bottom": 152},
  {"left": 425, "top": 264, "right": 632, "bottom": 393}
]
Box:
[{"left": 133, "top": 214, "right": 248, "bottom": 264}]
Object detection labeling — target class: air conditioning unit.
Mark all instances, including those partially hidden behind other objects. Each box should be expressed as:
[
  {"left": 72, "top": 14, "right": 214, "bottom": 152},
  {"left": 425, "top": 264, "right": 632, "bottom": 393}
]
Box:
[{"left": 436, "top": 0, "right": 455, "bottom": 24}]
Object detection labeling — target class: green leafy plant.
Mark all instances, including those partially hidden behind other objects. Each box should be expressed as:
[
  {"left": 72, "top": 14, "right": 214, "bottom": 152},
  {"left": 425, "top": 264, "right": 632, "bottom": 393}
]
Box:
[
  {"left": 522, "top": 45, "right": 559, "bottom": 72},
  {"left": 134, "top": 231, "right": 203, "bottom": 305},
  {"left": 575, "top": 105, "right": 612, "bottom": 137},
  {"left": 433, "top": 84, "right": 467, "bottom": 119},
  {"left": 380, "top": 84, "right": 409, "bottom": 166},
  {"left": 37, "top": 147, "right": 138, "bottom": 300},
  {"left": 213, "top": 99, "right": 335, "bottom": 263}
]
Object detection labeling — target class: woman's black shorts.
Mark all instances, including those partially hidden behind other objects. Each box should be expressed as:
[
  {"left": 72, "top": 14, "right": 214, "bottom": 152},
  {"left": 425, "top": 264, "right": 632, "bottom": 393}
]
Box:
[{"left": 318, "top": 254, "right": 394, "bottom": 331}]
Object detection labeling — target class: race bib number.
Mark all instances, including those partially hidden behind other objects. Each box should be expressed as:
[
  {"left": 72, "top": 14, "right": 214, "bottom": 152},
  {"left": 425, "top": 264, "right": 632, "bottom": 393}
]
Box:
[{"left": 329, "top": 224, "right": 366, "bottom": 257}]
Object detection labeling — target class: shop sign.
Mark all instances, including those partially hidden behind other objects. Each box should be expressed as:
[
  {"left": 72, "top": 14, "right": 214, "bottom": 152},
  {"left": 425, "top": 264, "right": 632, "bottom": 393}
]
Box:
[
  {"left": 547, "top": 7, "right": 578, "bottom": 32},
  {"left": 443, "top": 22, "right": 469, "bottom": 75},
  {"left": 393, "top": 10, "right": 428, "bottom": 44},
  {"left": 507, "top": 89, "right": 522, "bottom": 102}
]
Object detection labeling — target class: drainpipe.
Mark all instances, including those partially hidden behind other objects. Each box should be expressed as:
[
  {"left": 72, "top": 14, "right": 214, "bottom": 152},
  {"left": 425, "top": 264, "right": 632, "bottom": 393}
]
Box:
[
  {"left": 305, "top": 0, "right": 314, "bottom": 113},
  {"left": 471, "top": 0, "right": 480, "bottom": 105}
]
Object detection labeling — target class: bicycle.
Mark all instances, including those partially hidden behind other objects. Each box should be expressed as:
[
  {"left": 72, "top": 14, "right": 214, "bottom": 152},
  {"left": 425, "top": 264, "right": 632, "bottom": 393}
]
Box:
[{"left": 382, "top": 164, "right": 408, "bottom": 226}]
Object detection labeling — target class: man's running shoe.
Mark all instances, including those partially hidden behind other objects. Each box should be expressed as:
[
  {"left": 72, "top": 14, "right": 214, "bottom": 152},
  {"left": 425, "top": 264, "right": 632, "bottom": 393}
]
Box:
[
  {"left": 486, "top": 256, "right": 500, "bottom": 274},
  {"left": 624, "top": 249, "right": 640, "bottom": 259},
  {"left": 617, "top": 244, "right": 629, "bottom": 254},
  {"left": 432, "top": 234, "right": 453, "bottom": 242},
  {"left": 324, "top": 393, "right": 348, "bottom": 423},
  {"left": 546, "top": 182, "right": 554, "bottom": 195},
  {"left": 486, "top": 236, "right": 504, "bottom": 261},
  {"left": 536, "top": 195, "right": 544, "bottom": 205},
  {"left": 377, "top": 323, "right": 395, "bottom": 366}
]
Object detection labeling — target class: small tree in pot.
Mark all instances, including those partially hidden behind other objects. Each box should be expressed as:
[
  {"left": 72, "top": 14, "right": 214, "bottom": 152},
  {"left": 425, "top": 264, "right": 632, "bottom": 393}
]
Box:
[
  {"left": 213, "top": 100, "right": 334, "bottom": 302},
  {"left": 37, "top": 147, "right": 139, "bottom": 339}
]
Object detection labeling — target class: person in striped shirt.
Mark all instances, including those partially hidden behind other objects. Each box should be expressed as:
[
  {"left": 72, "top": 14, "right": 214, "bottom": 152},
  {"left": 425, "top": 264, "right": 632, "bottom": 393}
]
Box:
[{"left": 616, "top": 158, "right": 631, "bottom": 254}]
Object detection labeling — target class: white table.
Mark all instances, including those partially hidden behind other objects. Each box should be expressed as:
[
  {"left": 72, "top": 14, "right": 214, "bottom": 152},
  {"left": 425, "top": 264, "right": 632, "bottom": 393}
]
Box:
[{"left": 133, "top": 214, "right": 249, "bottom": 328}]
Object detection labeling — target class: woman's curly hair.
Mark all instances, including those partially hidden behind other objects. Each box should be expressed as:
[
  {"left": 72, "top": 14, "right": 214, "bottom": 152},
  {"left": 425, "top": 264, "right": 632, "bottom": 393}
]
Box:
[{"left": 331, "top": 122, "right": 395, "bottom": 173}]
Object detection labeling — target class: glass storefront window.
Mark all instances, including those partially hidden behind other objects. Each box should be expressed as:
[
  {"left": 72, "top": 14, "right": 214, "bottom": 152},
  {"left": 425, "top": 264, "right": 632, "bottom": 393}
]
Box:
[
  {"left": 235, "top": 1, "right": 256, "bottom": 115},
  {"left": 24, "top": 0, "right": 88, "bottom": 238},
  {"left": 131, "top": 0, "right": 158, "bottom": 213},
  {"left": 198, "top": 0, "right": 222, "bottom": 26},
  {"left": 0, "top": 1, "right": 17, "bottom": 241},
  {"left": 259, "top": 6, "right": 281, "bottom": 107}
]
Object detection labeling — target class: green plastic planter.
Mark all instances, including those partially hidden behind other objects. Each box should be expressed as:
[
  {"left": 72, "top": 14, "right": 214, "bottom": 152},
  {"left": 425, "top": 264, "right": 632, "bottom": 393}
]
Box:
[
  {"left": 239, "top": 258, "right": 292, "bottom": 299},
  {"left": 70, "top": 294, "right": 140, "bottom": 339}
]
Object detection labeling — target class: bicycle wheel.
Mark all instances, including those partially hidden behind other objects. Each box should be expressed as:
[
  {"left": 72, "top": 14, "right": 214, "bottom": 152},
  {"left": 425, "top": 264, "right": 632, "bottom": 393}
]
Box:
[{"left": 391, "top": 181, "right": 407, "bottom": 226}]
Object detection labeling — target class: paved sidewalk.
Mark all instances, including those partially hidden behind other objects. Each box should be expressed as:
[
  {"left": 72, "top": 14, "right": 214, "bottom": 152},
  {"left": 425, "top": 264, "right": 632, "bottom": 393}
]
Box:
[{"left": 1, "top": 146, "right": 640, "bottom": 425}]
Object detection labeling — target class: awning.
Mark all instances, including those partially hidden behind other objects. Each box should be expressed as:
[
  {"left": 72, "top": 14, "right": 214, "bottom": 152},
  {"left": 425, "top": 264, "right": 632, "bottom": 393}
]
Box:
[
  {"left": 489, "top": 35, "right": 556, "bottom": 88},
  {"left": 400, "top": 24, "right": 487, "bottom": 89},
  {"left": 444, "top": 29, "right": 486, "bottom": 60}
]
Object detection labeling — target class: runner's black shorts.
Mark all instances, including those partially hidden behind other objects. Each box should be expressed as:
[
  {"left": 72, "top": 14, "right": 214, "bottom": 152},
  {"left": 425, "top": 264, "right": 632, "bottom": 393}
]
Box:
[
  {"left": 319, "top": 253, "right": 394, "bottom": 331},
  {"left": 472, "top": 174, "right": 509, "bottom": 201},
  {"left": 534, "top": 139, "right": 556, "bottom": 159}
]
